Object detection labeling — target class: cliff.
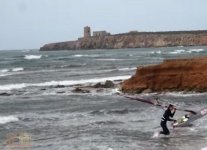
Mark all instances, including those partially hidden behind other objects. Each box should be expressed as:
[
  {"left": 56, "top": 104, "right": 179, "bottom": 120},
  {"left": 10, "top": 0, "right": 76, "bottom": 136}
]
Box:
[
  {"left": 121, "top": 57, "right": 207, "bottom": 93},
  {"left": 40, "top": 30, "right": 207, "bottom": 51}
]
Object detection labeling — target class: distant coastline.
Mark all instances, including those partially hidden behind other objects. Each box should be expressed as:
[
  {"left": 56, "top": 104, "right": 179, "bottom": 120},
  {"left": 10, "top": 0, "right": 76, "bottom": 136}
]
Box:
[{"left": 40, "top": 27, "right": 207, "bottom": 51}]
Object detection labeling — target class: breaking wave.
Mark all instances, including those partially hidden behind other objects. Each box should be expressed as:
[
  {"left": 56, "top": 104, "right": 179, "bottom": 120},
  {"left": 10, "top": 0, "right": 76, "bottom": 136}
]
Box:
[
  {"left": 0, "top": 69, "right": 9, "bottom": 73},
  {"left": 151, "top": 51, "right": 162, "bottom": 54},
  {"left": 170, "top": 49, "right": 204, "bottom": 54},
  {"left": 96, "top": 58, "right": 125, "bottom": 61},
  {"left": 159, "top": 91, "right": 207, "bottom": 97},
  {"left": 72, "top": 54, "right": 99, "bottom": 58},
  {"left": 188, "top": 48, "right": 204, "bottom": 53},
  {"left": 24, "top": 55, "right": 42, "bottom": 60},
  {"left": 169, "top": 49, "right": 186, "bottom": 54},
  {"left": 0, "top": 83, "right": 27, "bottom": 90},
  {"left": 0, "top": 75, "right": 131, "bottom": 91},
  {"left": 0, "top": 116, "right": 19, "bottom": 124},
  {"left": 118, "top": 67, "right": 137, "bottom": 71},
  {"left": 0, "top": 68, "right": 24, "bottom": 77},
  {"left": 12, "top": 67, "right": 24, "bottom": 72}
]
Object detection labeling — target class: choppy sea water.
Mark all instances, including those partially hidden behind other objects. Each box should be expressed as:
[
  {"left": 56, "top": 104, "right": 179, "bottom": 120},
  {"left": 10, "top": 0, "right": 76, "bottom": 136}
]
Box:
[{"left": 1, "top": 47, "right": 207, "bottom": 150}]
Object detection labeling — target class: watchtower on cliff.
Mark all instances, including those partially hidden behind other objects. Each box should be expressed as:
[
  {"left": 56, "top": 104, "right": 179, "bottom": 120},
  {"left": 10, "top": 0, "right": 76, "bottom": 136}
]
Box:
[{"left": 84, "top": 26, "right": 91, "bottom": 38}]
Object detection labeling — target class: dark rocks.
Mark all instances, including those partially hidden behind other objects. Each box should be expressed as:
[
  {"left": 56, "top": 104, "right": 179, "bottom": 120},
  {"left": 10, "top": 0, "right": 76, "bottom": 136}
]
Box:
[
  {"left": 93, "top": 80, "right": 115, "bottom": 88},
  {"left": 56, "top": 91, "right": 66, "bottom": 94},
  {"left": 53, "top": 85, "right": 65, "bottom": 88},
  {"left": 0, "top": 92, "right": 12, "bottom": 96},
  {"left": 72, "top": 87, "right": 90, "bottom": 93}
]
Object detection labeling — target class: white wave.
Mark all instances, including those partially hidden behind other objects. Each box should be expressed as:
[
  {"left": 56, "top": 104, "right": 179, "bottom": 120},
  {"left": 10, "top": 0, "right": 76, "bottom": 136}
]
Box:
[
  {"left": 159, "top": 91, "right": 207, "bottom": 97},
  {"left": 24, "top": 55, "right": 42, "bottom": 60},
  {"left": 169, "top": 49, "right": 186, "bottom": 54},
  {"left": 34, "top": 75, "right": 131, "bottom": 87},
  {"left": 0, "top": 68, "right": 24, "bottom": 77},
  {"left": 96, "top": 58, "right": 124, "bottom": 61},
  {"left": 73, "top": 54, "right": 87, "bottom": 57},
  {"left": 0, "top": 116, "right": 19, "bottom": 124},
  {"left": 118, "top": 67, "right": 137, "bottom": 71},
  {"left": 151, "top": 50, "right": 161, "bottom": 54},
  {"left": 201, "top": 147, "right": 207, "bottom": 150},
  {"left": 0, "top": 69, "right": 9, "bottom": 73},
  {"left": 0, "top": 75, "right": 131, "bottom": 91},
  {"left": 73, "top": 54, "right": 99, "bottom": 58},
  {"left": 12, "top": 67, "right": 24, "bottom": 72},
  {"left": 0, "top": 83, "right": 27, "bottom": 90},
  {"left": 187, "top": 49, "right": 204, "bottom": 53}
]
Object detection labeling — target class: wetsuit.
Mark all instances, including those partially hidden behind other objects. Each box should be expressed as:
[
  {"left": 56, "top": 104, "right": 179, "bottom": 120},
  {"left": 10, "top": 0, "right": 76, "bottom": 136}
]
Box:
[{"left": 160, "top": 108, "right": 175, "bottom": 135}]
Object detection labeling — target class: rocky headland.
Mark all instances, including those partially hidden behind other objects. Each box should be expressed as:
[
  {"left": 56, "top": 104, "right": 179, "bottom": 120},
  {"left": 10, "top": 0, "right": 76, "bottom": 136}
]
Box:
[
  {"left": 40, "top": 30, "right": 207, "bottom": 51},
  {"left": 121, "top": 57, "right": 207, "bottom": 93}
]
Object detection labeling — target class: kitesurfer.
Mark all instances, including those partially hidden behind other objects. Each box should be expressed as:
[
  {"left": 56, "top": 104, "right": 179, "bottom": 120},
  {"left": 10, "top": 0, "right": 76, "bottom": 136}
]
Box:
[{"left": 160, "top": 104, "right": 176, "bottom": 135}]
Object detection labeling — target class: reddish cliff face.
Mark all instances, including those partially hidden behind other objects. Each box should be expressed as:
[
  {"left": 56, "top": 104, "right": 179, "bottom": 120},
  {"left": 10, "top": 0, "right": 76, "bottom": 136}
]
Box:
[{"left": 121, "top": 57, "right": 207, "bottom": 93}]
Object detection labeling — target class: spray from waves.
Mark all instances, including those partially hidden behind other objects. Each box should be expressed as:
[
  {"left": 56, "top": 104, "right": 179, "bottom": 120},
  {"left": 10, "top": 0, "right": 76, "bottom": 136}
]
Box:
[
  {"left": 0, "top": 75, "right": 131, "bottom": 91},
  {"left": 201, "top": 147, "right": 207, "bottom": 150},
  {"left": 0, "top": 116, "right": 19, "bottom": 124},
  {"left": 24, "top": 55, "right": 42, "bottom": 60}
]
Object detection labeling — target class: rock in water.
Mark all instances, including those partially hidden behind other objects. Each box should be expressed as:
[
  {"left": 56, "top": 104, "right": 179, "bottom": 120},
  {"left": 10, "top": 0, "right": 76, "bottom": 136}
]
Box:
[
  {"left": 93, "top": 80, "right": 115, "bottom": 88},
  {"left": 104, "top": 80, "right": 115, "bottom": 88},
  {"left": 72, "top": 87, "right": 90, "bottom": 93}
]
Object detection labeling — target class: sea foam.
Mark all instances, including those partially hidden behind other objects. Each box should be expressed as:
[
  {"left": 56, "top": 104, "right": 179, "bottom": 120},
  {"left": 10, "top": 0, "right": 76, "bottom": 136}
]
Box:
[
  {"left": 0, "top": 68, "right": 24, "bottom": 77},
  {"left": 0, "top": 116, "right": 19, "bottom": 124},
  {"left": 0, "top": 69, "right": 9, "bottom": 73},
  {"left": 24, "top": 55, "right": 42, "bottom": 60},
  {"left": 0, "top": 75, "right": 131, "bottom": 91},
  {"left": 0, "top": 83, "right": 27, "bottom": 90},
  {"left": 169, "top": 49, "right": 185, "bottom": 54},
  {"left": 12, "top": 67, "right": 24, "bottom": 72},
  {"left": 187, "top": 49, "right": 204, "bottom": 53}
]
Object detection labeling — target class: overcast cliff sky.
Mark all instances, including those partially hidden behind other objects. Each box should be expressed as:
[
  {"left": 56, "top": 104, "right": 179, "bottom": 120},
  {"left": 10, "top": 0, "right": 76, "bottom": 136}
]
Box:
[{"left": 0, "top": 0, "right": 207, "bottom": 50}]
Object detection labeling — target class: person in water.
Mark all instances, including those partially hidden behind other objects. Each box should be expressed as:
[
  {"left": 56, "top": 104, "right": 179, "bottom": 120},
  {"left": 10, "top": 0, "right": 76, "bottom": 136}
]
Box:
[{"left": 160, "top": 104, "right": 176, "bottom": 135}]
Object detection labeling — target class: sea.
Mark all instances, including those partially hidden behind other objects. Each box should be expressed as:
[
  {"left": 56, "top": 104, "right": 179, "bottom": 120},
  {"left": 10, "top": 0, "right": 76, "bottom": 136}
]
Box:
[{"left": 1, "top": 47, "right": 207, "bottom": 150}]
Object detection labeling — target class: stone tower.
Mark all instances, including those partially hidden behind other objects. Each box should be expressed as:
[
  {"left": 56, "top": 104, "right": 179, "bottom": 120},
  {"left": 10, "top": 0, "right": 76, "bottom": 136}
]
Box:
[{"left": 84, "top": 26, "right": 91, "bottom": 38}]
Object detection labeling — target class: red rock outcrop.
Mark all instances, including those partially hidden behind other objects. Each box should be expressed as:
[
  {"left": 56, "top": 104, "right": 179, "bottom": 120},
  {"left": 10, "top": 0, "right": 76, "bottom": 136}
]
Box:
[{"left": 121, "top": 57, "right": 207, "bottom": 93}]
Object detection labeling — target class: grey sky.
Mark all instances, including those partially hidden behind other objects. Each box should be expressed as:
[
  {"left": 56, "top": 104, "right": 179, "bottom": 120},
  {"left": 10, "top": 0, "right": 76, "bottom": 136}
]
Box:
[{"left": 0, "top": 0, "right": 207, "bottom": 50}]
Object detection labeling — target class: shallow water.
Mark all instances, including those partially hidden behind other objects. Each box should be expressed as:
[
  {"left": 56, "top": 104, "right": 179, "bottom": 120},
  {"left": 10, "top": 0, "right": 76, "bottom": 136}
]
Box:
[{"left": 1, "top": 47, "right": 207, "bottom": 149}]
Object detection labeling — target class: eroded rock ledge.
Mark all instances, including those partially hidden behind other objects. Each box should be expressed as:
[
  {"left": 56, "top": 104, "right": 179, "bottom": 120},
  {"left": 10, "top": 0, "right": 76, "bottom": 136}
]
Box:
[{"left": 121, "top": 57, "right": 207, "bottom": 93}]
